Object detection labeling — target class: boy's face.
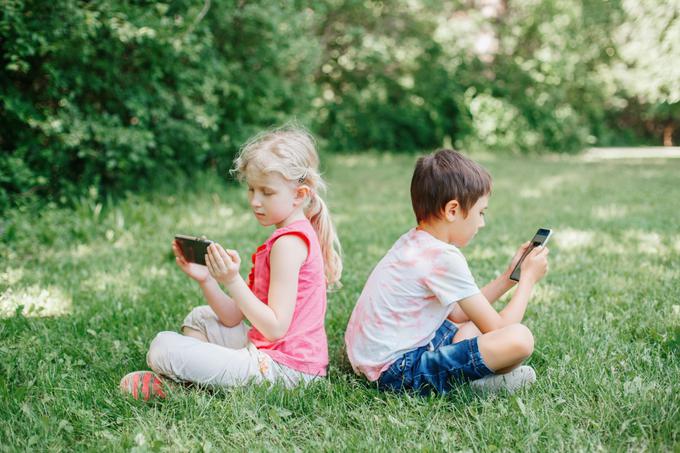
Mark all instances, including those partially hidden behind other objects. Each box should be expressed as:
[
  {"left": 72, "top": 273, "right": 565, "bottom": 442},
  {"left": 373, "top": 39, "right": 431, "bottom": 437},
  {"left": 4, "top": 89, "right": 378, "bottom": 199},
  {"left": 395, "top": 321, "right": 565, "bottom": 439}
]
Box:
[{"left": 445, "top": 194, "right": 489, "bottom": 247}]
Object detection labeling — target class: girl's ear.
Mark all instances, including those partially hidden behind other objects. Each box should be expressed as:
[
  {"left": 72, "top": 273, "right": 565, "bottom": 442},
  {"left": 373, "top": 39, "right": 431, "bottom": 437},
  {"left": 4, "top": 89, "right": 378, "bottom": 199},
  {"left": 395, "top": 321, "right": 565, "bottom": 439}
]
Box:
[
  {"left": 443, "top": 199, "right": 459, "bottom": 222},
  {"left": 294, "top": 185, "right": 311, "bottom": 206}
]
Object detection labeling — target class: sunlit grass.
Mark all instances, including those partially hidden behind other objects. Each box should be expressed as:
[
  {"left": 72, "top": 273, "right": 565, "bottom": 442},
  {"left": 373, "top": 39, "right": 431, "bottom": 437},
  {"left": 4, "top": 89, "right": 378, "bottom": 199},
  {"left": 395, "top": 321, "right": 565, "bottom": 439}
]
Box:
[
  {"left": 0, "top": 285, "right": 72, "bottom": 318},
  {"left": 1, "top": 152, "right": 678, "bottom": 451}
]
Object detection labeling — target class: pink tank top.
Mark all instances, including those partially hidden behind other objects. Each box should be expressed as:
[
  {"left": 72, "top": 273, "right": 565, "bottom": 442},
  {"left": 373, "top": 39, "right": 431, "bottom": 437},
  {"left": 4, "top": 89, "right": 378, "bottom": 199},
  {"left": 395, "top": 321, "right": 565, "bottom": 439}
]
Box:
[{"left": 246, "top": 219, "right": 328, "bottom": 376}]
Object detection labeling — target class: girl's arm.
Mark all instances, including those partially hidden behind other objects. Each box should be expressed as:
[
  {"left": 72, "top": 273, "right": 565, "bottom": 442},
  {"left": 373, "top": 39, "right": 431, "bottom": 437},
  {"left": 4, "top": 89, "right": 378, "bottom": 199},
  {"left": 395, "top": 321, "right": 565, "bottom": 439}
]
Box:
[
  {"left": 206, "top": 237, "right": 308, "bottom": 342},
  {"left": 198, "top": 278, "right": 244, "bottom": 327},
  {"left": 171, "top": 239, "right": 243, "bottom": 326}
]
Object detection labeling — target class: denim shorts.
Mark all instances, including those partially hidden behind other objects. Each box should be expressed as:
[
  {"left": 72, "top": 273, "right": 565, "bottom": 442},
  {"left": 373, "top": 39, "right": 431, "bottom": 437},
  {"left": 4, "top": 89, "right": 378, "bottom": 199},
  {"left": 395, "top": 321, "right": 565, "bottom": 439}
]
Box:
[{"left": 377, "top": 320, "right": 494, "bottom": 395}]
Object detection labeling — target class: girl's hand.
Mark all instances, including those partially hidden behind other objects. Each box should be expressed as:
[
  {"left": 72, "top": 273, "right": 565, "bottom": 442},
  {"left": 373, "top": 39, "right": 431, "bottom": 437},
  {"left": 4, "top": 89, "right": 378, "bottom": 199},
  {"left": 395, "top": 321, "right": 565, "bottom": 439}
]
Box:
[
  {"left": 206, "top": 243, "right": 242, "bottom": 286},
  {"left": 504, "top": 241, "right": 531, "bottom": 280},
  {"left": 172, "top": 240, "right": 212, "bottom": 283}
]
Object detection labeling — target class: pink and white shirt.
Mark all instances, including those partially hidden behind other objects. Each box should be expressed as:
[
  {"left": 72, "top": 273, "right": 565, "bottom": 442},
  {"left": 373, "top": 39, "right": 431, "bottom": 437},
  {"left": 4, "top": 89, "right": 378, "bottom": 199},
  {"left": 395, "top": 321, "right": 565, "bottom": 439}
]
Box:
[
  {"left": 247, "top": 219, "right": 328, "bottom": 376},
  {"left": 344, "top": 227, "right": 481, "bottom": 381}
]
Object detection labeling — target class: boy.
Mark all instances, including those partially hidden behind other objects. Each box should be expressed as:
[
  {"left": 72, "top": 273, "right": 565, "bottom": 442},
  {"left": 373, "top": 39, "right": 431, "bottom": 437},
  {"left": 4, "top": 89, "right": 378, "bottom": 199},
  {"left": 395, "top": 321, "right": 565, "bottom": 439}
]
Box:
[{"left": 344, "top": 149, "right": 549, "bottom": 394}]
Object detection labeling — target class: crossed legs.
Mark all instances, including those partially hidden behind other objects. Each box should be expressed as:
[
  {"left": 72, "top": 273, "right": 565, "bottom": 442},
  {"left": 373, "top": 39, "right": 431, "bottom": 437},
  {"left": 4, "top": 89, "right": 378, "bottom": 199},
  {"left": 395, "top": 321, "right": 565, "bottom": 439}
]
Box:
[{"left": 452, "top": 321, "right": 534, "bottom": 374}]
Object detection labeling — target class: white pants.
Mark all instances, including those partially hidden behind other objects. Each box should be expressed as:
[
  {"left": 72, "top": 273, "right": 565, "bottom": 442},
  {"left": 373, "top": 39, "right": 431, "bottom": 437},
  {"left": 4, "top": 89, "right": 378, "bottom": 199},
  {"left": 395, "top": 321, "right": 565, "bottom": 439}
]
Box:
[{"left": 147, "top": 305, "right": 318, "bottom": 388}]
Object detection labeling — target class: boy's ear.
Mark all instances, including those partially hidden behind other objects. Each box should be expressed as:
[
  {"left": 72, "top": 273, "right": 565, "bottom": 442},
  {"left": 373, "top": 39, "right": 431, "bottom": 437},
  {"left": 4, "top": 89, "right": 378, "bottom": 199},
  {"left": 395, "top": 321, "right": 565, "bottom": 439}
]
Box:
[{"left": 443, "top": 199, "right": 460, "bottom": 222}]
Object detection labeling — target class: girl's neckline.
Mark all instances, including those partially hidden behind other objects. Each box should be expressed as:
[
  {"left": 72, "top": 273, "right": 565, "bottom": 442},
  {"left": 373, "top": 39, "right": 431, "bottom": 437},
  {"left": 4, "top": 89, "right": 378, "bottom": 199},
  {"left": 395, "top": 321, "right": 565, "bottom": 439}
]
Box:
[{"left": 275, "top": 218, "right": 309, "bottom": 231}]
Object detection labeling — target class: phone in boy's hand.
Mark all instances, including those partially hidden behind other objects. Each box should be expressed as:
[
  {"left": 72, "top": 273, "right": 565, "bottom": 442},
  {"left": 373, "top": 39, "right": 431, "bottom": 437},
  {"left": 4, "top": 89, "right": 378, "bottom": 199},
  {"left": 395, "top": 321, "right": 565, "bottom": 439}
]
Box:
[
  {"left": 509, "top": 228, "right": 553, "bottom": 282},
  {"left": 174, "top": 234, "right": 214, "bottom": 266}
]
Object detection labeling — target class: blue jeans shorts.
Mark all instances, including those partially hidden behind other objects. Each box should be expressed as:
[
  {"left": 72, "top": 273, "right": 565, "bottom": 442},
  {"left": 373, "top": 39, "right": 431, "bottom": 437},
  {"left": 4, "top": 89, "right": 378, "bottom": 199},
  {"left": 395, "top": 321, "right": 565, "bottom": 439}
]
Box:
[{"left": 377, "top": 320, "right": 494, "bottom": 395}]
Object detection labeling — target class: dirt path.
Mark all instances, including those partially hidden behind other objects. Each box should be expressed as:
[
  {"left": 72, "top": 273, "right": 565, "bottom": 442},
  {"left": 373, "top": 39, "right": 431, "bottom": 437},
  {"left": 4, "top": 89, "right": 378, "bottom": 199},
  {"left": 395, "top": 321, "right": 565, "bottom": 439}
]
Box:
[{"left": 582, "top": 147, "right": 680, "bottom": 160}]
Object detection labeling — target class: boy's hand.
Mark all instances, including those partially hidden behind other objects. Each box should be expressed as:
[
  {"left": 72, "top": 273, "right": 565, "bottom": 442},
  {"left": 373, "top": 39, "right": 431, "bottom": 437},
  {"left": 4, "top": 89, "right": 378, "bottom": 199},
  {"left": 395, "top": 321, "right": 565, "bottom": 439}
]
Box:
[
  {"left": 206, "top": 243, "right": 242, "bottom": 286},
  {"left": 172, "top": 240, "right": 212, "bottom": 283},
  {"left": 504, "top": 241, "right": 531, "bottom": 280},
  {"left": 520, "top": 245, "right": 550, "bottom": 284}
]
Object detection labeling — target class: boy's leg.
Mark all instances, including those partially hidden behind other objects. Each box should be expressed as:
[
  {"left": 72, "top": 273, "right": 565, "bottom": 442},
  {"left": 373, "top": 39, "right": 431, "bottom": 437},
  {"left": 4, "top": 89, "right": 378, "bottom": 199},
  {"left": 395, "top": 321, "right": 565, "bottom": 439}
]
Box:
[
  {"left": 451, "top": 321, "right": 482, "bottom": 343},
  {"left": 452, "top": 321, "right": 533, "bottom": 373},
  {"left": 411, "top": 322, "right": 534, "bottom": 393},
  {"left": 475, "top": 324, "right": 534, "bottom": 373}
]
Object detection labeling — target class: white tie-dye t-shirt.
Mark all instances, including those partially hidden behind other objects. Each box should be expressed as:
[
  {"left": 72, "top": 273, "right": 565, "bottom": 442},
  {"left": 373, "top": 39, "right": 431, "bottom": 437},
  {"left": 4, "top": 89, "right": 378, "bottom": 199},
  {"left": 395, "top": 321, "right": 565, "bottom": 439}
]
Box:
[{"left": 344, "top": 228, "right": 481, "bottom": 381}]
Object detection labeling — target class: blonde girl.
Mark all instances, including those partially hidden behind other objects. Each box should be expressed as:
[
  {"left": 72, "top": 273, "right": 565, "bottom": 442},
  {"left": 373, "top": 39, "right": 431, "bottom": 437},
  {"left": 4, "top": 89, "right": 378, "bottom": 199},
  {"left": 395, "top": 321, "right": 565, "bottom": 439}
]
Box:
[{"left": 120, "top": 126, "right": 342, "bottom": 399}]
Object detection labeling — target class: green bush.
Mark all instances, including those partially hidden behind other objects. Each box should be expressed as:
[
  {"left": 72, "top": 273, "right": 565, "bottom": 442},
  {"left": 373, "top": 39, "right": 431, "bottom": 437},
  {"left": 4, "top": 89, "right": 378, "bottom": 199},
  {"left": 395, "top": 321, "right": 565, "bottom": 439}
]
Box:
[
  {"left": 0, "top": 0, "right": 320, "bottom": 210},
  {"left": 2, "top": 0, "right": 677, "bottom": 210}
]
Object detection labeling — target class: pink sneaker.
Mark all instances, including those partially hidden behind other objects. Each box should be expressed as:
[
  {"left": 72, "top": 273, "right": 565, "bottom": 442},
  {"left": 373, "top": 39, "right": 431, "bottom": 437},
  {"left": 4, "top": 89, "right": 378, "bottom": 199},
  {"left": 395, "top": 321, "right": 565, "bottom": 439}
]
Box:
[{"left": 119, "top": 371, "right": 168, "bottom": 401}]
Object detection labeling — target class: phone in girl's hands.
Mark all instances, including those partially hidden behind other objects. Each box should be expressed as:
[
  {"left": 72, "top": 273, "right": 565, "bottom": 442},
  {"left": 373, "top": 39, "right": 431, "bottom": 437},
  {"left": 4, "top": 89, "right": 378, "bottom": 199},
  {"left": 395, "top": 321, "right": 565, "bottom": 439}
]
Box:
[
  {"left": 509, "top": 228, "right": 553, "bottom": 282},
  {"left": 174, "top": 234, "right": 214, "bottom": 266}
]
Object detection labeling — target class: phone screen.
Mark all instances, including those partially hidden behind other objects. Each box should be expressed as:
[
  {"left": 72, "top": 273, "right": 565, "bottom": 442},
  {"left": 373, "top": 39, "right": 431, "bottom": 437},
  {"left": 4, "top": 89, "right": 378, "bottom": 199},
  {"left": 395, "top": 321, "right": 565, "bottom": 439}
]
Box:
[
  {"left": 175, "top": 235, "right": 213, "bottom": 266},
  {"left": 509, "top": 228, "right": 552, "bottom": 281}
]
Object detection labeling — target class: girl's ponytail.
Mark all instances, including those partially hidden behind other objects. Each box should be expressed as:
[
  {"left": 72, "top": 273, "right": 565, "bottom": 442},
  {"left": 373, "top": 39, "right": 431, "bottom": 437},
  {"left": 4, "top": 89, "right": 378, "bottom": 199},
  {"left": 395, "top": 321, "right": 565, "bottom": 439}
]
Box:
[
  {"left": 232, "top": 125, "right": 343, "bottom": 289},
  {"left": 305, "top": 191, "right": 343, "bottom": 290}
]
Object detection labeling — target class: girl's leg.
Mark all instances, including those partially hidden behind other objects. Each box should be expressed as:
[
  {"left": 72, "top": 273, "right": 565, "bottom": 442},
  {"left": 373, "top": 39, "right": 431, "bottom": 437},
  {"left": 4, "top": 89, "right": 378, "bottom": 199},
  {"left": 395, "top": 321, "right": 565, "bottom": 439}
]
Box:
[
  {"left": 181, "top": 305, "right": 249, "bottom": 349},
  {"left": 146, "top": 332, "right": 264, "bottom": 387},
  {"left": 183, "top": 327, "right": 208, "bottom": 342}
]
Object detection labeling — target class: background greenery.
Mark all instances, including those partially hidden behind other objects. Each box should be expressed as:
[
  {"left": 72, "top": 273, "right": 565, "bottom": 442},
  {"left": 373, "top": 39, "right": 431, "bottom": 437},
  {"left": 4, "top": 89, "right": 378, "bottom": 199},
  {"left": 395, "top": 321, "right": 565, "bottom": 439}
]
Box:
[
  {"left": 2, "top": 0, "right": 679, "bottom": 210},
  {"left": 1, "top": 152, "right": 678, "bottom": 451}
]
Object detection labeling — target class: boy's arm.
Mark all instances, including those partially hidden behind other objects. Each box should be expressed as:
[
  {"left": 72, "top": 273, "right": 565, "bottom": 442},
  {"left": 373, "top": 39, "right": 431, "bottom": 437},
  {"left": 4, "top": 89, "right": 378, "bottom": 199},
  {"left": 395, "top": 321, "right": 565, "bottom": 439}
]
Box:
[
  {"left": 447, "top": 275, "right": 515, "bottom": 323},
  {"left": 456, "top": 246, "right": 549, "bottom": 332},
  {"left": 448, "top": 242, "right": 530, "bottom": 323},
  {"left": 482, "top": 274, "right": 517, "bottom": 304},
  {"left": 198, "top": 278, "right": 244, "bottom": 327}
]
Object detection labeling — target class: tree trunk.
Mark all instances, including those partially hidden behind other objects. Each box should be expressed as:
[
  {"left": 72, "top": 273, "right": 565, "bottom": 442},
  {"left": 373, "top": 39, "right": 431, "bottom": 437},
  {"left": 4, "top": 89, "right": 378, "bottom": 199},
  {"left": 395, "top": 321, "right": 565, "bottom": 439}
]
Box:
[{"left": 663, "top": 122, "right": 674, "bottom": 146}]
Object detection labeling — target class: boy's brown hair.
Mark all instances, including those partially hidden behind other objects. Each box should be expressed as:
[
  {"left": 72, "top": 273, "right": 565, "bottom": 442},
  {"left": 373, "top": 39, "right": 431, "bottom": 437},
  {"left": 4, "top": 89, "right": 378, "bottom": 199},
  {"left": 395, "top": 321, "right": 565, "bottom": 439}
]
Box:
[{"left": 410, "top": 149, "right": 492, "bottom": 223}]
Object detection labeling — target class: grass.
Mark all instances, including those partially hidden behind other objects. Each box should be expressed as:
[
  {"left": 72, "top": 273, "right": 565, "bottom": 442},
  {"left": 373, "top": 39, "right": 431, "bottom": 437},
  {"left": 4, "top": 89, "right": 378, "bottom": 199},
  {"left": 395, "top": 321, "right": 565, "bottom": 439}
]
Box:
[{"left": 1, "top": 152, "right": 679, "bottom": 452}]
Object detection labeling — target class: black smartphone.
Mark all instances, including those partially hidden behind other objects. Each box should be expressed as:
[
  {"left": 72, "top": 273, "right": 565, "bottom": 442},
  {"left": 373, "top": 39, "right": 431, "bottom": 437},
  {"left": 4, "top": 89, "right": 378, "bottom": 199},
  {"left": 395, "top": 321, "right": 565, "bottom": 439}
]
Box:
[
  {"left": 509, "top": 228, "right": 553, "bottom": 282},
  {"left": 174, "top": 234, "right": 214, "bottom": 266}
]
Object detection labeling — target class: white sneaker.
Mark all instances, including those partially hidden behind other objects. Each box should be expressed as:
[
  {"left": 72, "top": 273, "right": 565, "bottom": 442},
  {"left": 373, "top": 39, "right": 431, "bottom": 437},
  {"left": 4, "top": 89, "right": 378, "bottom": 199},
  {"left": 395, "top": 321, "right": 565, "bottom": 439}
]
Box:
[{"left": 470, "top": 365, "right": 536, "bottom": 394}]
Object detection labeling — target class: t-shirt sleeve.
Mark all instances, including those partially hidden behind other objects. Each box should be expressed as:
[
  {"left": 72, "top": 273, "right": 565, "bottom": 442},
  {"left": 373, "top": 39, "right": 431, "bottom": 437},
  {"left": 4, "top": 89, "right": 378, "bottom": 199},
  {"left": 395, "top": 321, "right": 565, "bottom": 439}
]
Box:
[{"left": 425, "top": 248, "right": 480, "bottom": 306}]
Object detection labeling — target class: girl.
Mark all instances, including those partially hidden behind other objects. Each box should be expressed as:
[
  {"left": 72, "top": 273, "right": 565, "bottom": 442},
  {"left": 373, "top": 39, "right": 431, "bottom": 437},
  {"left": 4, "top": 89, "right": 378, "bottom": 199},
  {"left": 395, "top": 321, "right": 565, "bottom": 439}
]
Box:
[{"left": 120, "top": 127, "right": 342, "bottom": 400}]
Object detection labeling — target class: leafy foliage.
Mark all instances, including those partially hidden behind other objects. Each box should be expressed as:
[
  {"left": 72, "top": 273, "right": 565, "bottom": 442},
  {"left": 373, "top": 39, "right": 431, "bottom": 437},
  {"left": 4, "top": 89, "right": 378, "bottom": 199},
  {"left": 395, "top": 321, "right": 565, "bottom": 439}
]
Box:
[
  {"left": 0, "top": 0, "right": 319, "bottom": 209},
  {"left": 1, "top": 0, "right": 678, "bottom": 209}
]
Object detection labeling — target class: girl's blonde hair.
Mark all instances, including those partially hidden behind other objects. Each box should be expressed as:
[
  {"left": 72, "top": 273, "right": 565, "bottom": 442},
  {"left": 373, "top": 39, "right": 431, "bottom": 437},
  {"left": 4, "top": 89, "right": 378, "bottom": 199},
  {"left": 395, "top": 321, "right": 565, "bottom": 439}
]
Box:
[{"left": 231, "top": 126, "right": 343, "bottom": 289}]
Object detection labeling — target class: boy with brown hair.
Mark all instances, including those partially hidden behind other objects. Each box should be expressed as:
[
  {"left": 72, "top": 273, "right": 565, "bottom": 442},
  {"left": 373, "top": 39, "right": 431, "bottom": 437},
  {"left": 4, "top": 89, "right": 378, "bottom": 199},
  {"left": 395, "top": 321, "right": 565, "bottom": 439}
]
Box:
[{"left": 344, "top": 149, "right": 549, "bottom": 394}]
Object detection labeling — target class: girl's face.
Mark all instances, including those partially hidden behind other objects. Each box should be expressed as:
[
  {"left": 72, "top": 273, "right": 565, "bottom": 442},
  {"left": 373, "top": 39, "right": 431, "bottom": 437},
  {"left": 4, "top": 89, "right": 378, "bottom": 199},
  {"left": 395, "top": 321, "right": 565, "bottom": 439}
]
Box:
[{"left": 245, "top": 167, "right": 307, "bottom": 228}]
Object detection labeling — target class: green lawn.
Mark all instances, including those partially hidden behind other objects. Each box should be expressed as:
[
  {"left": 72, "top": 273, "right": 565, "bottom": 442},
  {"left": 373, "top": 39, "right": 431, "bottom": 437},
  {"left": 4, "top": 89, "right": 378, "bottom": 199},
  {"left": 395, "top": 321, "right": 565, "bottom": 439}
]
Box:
[{"left": 1, "top": 152, "right": 679, "bottom": 452}]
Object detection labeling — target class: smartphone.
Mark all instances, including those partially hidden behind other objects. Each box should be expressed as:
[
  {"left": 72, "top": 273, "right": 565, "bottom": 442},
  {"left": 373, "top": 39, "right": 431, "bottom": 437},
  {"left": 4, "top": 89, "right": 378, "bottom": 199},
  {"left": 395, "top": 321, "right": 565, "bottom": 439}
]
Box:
[
  {"left": 509, "top": 228, "right": 553, "bottom": 282},
  {"left": 174, "top": 234, "right": 213, "bottom": 266}
]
